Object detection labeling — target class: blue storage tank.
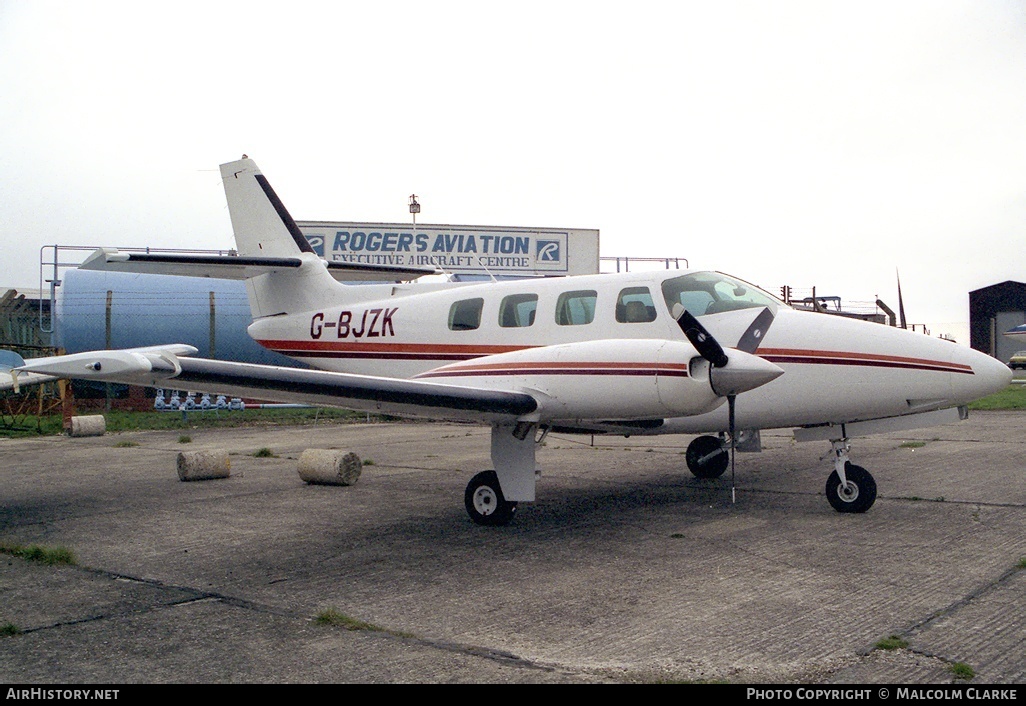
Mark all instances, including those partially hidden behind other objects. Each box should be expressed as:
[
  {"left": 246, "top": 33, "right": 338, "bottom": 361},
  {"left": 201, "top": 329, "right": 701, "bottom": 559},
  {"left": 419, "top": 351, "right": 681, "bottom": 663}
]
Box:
[{"left": 54, "top": 268, "right": 303, "bottom": 367}]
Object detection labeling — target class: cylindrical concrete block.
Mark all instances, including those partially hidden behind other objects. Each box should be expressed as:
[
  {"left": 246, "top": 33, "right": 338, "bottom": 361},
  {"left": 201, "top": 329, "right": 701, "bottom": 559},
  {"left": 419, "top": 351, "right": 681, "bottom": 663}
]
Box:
[
  {"left": 176, "top": 450, "right": 231, "bottom": 481},
  {"left": 69, "top": 415, "right": 106, "bottom": 437},
  {"left": 298, "top": 449, "right": 362, "bottom": 486}
]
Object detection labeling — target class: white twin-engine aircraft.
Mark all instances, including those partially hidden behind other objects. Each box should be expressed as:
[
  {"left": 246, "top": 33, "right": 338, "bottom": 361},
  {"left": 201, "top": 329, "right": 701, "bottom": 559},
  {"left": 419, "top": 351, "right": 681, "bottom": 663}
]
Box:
[{"left": 5, "top": 158, "right": 1012, "bottom": 525}]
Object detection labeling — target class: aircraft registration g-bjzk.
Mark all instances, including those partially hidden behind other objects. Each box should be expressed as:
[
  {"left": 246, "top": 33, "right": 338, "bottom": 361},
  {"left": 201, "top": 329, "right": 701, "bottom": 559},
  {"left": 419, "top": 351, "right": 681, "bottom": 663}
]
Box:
[{"left": 2, "top": 157, "right": 1012, "bottom": 525}]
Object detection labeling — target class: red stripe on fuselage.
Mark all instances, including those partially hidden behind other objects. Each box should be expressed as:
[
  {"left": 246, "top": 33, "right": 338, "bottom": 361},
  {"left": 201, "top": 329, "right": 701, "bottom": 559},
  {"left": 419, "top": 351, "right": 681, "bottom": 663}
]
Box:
[
  {"left": 256, "top": 340, "right": 974, "bottom": 375},
  {"left": 757, "top": 348, "right": 974, "bottom": 375}
]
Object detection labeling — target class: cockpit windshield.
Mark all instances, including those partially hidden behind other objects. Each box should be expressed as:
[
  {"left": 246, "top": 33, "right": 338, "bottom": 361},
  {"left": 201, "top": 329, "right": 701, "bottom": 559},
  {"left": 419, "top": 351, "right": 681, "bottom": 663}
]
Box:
[{"left": 660, "top": 272, "right": 780, "bottom": 317}]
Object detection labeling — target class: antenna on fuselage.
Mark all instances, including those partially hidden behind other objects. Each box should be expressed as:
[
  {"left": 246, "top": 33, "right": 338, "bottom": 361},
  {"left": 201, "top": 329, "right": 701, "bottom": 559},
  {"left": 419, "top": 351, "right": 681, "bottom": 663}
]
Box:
[{"left": 896, "top": 269, "right": 907, "bottom": 330}]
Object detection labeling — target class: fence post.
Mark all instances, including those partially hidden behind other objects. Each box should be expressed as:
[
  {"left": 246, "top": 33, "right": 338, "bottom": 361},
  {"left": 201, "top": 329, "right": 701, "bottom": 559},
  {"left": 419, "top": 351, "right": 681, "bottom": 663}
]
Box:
[
  {"left": 209, "top": 291, "right": 216, "bottom": 359},
  {"left": 105, "top": 290, "right": 113, "bottom": 411}
]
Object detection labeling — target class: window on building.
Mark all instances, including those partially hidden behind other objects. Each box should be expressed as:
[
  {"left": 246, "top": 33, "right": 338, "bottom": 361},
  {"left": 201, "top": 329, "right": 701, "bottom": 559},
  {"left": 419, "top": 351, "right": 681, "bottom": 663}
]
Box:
[
  {"left": 555, "top": 290, "right": 597, "bottom": 326},
  {"left": 499, "top": 294, "right": 538, "bottom": 328},
  {"left": 448, "top": 298, "right": 484, "bottom": 331}
]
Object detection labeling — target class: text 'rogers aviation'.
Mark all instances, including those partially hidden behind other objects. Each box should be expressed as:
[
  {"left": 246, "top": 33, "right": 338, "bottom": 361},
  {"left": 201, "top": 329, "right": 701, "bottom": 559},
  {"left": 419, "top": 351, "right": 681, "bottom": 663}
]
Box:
[{"left": 4, "top": 157, "right": 1011, "bottom": 525}]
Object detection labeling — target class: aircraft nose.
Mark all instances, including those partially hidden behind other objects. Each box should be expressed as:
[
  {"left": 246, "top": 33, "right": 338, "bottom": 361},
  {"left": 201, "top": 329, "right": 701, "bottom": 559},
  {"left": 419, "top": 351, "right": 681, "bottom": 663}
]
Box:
[{"left": 958, "top": 346, "right": 1012, "bottom": 402}]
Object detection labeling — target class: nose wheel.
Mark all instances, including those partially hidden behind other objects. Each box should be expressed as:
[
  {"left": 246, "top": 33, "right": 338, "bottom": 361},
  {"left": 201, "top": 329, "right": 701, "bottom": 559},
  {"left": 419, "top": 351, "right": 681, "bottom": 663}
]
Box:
[{"left": 825, "top": 440, "right": 877, "bottom": 513}]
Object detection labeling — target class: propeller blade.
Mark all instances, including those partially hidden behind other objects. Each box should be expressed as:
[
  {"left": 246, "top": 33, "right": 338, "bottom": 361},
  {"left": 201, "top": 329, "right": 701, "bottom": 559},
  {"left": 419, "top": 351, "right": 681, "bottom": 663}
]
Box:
[
  {"left": 735, "top": 307, "right": 775, "bottom": 354},
  {"left": 672, "top": 304, "right": 728, "bottom": 368}
]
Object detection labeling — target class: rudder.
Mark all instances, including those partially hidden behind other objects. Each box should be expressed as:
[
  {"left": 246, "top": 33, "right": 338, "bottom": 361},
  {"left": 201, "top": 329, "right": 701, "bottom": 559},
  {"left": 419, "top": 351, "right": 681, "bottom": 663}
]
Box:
[
  {"left": 220, "top": 156, "right": 314, "bottom": 259},
  {"left": 220, "top": 156, "right": 345, "bottom": 318}
]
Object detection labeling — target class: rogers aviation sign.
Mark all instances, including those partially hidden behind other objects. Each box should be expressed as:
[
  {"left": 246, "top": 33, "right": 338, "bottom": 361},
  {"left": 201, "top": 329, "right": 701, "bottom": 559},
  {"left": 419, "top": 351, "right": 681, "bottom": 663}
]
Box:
[{"left": 297, "top": 221, "right": 599, "bottom": 276}]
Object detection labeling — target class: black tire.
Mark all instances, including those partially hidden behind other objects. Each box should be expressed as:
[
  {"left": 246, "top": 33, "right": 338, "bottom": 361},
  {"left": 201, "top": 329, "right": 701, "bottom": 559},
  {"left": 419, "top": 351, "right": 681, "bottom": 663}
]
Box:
[
  {"left": 686, "top": 435, "right": 729, "bottom": 479},
  {"left": 464, "top": 470, "right": 517, "bottom": 526},
  {"left": 825, "top": 463, "right": 877, "bottom": 513}
]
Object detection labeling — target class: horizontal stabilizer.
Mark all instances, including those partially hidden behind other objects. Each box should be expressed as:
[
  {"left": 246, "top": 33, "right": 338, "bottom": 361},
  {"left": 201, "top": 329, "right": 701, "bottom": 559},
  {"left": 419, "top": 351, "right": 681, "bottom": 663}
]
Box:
[{"left": 79, "top": 249, "right": 441, "bottom": 282}]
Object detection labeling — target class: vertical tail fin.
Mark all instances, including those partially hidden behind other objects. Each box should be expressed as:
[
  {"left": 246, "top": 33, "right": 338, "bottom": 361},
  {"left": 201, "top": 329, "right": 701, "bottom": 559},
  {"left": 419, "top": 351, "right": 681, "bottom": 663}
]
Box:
[
  {"left": 219, "top": 156, "right": 345, "bottom": 318},
  {"left": 219, "top": 157, "right": 315, "bottom": 258}
]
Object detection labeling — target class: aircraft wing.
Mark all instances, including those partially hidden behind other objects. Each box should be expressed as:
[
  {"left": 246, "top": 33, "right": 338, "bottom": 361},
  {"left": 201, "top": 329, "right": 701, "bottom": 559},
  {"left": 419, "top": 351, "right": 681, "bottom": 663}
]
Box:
[
  {"left": 0, "top": 370, "right": 59, "bottom": 393},
  {"left": 78, "top": 248, "right": 442, "bottom": 283},
  {"left": 0, "top": 350, "right": 59, "bottom": 393},
  {"left": 11, "top": 345, "right": 538, "bottom": 423}
]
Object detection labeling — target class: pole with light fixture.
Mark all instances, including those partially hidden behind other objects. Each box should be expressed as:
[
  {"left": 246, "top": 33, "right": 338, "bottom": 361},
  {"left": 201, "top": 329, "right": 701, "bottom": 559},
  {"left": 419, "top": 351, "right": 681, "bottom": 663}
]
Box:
[{"left": 409, "top": 194, "right": 420, "bottom": 229}]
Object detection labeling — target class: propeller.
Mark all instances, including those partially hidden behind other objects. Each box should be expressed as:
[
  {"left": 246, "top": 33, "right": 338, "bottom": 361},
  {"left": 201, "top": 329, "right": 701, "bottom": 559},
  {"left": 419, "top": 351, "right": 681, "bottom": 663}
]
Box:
[{"left": 672, "top": 304, "right": 782, "bottom": 502}]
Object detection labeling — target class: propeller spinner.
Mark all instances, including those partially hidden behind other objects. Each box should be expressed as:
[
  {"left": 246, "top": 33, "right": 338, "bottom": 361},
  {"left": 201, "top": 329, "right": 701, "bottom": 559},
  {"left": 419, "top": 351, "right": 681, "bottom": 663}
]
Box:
[{"left": 672, "top": 305, "right": 783, "bottom": 396}]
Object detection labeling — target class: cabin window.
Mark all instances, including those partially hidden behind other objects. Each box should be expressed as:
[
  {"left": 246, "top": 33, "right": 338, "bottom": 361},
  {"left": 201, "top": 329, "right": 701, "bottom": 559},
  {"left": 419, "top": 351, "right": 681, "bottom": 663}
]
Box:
[
  {"left": 555, "top": 290, "right": 597, "bottom": 326},
  {"left": 615, "top": 287, "right": 657, "bottom": 323},
  {"left": 448, "top": 298, "right": 484, "bottom": 331},
  {"left": 499, "top": 294, "right": 538, "bottom": 328}
]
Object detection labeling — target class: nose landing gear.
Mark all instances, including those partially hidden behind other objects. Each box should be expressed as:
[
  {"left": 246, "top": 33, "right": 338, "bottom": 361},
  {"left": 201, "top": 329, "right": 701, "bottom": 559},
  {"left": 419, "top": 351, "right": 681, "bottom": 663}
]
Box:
[
  {"left": 687, "top": 433, "right": 879, "bottom": 513},
  {"left": 824, "top": 439, "right": 877, "bottom": 513}
]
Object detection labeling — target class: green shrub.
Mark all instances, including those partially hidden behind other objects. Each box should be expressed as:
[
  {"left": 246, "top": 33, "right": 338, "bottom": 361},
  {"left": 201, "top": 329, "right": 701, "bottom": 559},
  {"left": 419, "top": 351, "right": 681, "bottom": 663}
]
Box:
[
  {"left": 0, "top": 542, "right": 76, "bottom": 566},
  {"left": 874, "top": 635, "right": 909, "bottom": 650},
  {"left": 950, "top": 662, "right": 975, "bottom": 680}
]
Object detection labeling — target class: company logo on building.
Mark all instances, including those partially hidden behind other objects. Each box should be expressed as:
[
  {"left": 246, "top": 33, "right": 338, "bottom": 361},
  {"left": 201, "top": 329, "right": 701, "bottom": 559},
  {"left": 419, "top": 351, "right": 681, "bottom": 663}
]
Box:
[
  {"left": 536, "top": 239, "right": 561, "bottom": 263},
  {"left": 305, "top": 234, "right": 325, "bottom": 258}
]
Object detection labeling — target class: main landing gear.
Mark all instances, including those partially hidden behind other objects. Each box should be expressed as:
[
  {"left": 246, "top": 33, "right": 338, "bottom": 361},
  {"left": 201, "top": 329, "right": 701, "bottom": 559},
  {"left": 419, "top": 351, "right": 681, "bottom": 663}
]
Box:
[
  {"left": 685, "top": 434, "right": 878, "bottom": 513},
  {"left": 685, "top": 435, "right": 729, "bottom": 479},
  {"left": 464, "top": 470, "right": 517, "bottom": 526},
  {"left": 463, "top": 422, "right": 540, "bottom": 526}
]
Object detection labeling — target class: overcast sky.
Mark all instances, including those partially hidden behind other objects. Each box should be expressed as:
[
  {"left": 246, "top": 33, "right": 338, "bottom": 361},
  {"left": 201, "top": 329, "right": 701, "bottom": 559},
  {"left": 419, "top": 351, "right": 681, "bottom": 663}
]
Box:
[{"left": 2, "top": 0, "right": 1024, "bottom": 343}]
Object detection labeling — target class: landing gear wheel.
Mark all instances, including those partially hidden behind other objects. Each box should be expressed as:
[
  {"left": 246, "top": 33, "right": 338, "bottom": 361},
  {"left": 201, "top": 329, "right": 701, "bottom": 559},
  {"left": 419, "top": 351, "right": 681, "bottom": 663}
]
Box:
[
  {"left": 825, "top": 463, "right": 877, "bottom": 513},
  {"left": 464, "top": 470, "right": 517, "bottom": 526},
  {"left": 686, "top": 435, "right": 729, "bottom": 479}
]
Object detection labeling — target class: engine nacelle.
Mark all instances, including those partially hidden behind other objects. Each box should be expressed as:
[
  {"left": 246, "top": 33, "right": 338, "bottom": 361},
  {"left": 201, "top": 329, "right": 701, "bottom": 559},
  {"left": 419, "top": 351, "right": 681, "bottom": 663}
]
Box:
[{"left": 415, "top": 339, "right": 723, "bottom": 422}]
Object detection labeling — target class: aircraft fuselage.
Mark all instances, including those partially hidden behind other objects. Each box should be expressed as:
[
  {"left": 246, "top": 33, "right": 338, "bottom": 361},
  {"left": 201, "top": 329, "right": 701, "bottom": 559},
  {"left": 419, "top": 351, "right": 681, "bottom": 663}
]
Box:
[{"left": 246, "top": 268, "right": 1011, "bottom": 434}]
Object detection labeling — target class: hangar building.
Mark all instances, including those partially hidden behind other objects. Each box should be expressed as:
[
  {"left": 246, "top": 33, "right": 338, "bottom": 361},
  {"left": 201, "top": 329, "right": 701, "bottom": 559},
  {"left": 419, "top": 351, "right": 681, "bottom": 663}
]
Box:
[{"left": 970, "top": 280, "right": 1026, "bottom": 366}]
